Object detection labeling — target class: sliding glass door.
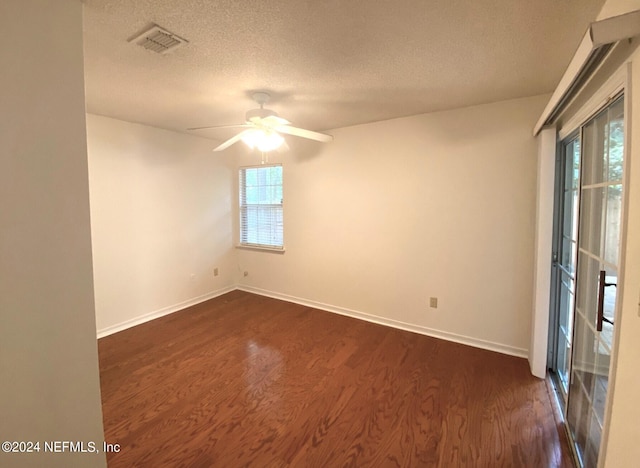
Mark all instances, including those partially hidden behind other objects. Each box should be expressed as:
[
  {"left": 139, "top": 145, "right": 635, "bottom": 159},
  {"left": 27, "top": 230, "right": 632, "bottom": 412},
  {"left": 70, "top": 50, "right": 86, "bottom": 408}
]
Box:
[
  {"left": 550, "top": 96, "right": 624, "bottom": 468},
  {"left": 550, "top": 136, "right": 581, "bottom": 406}
]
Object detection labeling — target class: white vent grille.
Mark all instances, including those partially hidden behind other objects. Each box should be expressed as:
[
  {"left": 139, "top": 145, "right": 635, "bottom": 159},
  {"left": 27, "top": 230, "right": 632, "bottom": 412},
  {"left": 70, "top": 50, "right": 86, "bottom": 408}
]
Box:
[{"left": 129, "top": 25, "right": 188, "bottom": 54}]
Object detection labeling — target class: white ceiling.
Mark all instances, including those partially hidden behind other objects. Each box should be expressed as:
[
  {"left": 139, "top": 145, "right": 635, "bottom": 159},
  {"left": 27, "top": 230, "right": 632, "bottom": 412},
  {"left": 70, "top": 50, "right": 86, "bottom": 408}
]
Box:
[{"left": 83, "top": 0, "right": 605, "bottom": 140}]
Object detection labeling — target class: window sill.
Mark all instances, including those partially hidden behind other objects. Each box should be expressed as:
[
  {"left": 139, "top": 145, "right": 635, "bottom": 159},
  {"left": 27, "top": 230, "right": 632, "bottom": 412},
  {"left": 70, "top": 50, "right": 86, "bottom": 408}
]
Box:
[{"left": 236, "top": 244, "right": 286, "bottom": 254}]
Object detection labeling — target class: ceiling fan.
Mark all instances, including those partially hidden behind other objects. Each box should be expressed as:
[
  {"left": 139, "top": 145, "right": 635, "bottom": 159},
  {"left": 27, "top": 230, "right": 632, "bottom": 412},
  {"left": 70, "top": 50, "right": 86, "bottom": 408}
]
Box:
[{"left": 188, "top": 92, "right": 333, "bottom": 152}]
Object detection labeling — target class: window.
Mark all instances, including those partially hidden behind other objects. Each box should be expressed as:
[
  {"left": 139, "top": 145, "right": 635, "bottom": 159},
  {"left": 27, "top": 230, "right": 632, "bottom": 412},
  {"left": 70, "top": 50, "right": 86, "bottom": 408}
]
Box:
[{"left": 239, "top": 165, "right": 283, "bottom": 249}]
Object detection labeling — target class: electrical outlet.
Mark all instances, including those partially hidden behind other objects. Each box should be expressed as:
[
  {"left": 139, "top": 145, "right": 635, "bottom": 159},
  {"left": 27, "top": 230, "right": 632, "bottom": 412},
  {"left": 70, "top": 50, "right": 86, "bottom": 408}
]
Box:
[
  {"left": 429, "top": 297, "right": 438, "bottom": 308},
  {"left": 214, "top": 268, "right": 219, "bottom": 277}
]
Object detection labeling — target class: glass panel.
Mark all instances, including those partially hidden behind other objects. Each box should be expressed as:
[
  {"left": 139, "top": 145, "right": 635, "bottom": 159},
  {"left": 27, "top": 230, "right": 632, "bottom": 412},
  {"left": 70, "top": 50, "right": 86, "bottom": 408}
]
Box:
[
  {"left": 567, "top": 373, "right": 584, "bottom": 435},
  {"left": 593, "top": 345, "right": 610, "bottom": 424},
  {"left": 568, "top": 319, "right": 595, "bottom": 465},
  {"left": 572, "top": 317, "right": 597, "bottom": 398},
  {"left": 583, "top": 412, "right": 602, "bottom": 468},
  {"left": 576, "top": 253, "right": 599, "bottom": 327},
  {"left": 561, "top": 237, "right": 577, "bottom": 273},
  {"left": 559, "top": 273, "right": 574, "bottom": 330},
  {"left": 243, "top": 166, "right": 283, "bottom": 204},
  {"left": 607, "top": 98, "right": 624, "bottom": 183},
  {"left": 557, "top": 331, "right": 571, "bottom": 393},
  {"left": 573, "top": 138, "right": 581, "bottom": 189},
  {"left": 564, "top": 96, "right": 624, "bottom": 468},
  {"left": 562, "top": 187, "right": 580, "bottom": 266},
  {"left": 568, "top": 378, "right": 591, "bottom": 463},
  {"left": 571, "top": 189, "right": 580, "bottom": 240},
  {"left": 579, "top": 187, "right": 605, "bottom": 255},
  {"left": 565, "top": 140, "right": 575, "bottom": 189},
  {"left": 579, "top": 188, "right": 591, "bottom": 251},
  {"left": 604, "top": 184, "right": 622, "bottom": 265},
  {"left": 563, "top": 188, "right": 575, "bottom": 239},
  {"left": 582, "top": 121, "right": 595, "bottom": 186},
  {"left": 582, "top": 112, "right": 608, "bottom": 186},
  {"left": 576, "top": 253, "right": 587, "bottom": 313},
  {"left": 595, "top": 112, "right": 608, "bottom": 185}
]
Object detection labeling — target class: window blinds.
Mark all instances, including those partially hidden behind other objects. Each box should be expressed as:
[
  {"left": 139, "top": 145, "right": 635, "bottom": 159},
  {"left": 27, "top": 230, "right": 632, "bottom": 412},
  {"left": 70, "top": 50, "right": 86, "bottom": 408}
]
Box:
[{"left": 239, "top": 165, "right": 283, "bottom": 249}]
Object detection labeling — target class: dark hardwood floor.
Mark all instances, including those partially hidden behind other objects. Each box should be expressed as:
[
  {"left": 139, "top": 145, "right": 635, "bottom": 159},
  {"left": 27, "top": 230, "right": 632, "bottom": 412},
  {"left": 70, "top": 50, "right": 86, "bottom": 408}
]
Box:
[{"left": 98, "top": 290, "right": 573, "bottom": 467}]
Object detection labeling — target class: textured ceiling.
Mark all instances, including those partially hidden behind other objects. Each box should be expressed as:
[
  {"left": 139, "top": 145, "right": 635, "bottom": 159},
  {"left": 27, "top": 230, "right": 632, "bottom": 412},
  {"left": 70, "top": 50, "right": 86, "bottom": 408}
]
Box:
[{"left": 83, "top": 0, "right": 605, "bottom": 140}]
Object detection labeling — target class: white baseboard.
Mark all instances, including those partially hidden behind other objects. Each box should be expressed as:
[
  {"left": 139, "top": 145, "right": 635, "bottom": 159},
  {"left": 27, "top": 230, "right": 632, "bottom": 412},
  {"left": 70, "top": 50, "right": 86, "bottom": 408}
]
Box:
[
  {"left": 96, "top": 285, "right": 236, "bottom": 338},
  {"left": 97, "top": 283, "right": 528, "bottom": 359},
  {"left": 237, "top": 285, "right": 529, "bottom": 358}
]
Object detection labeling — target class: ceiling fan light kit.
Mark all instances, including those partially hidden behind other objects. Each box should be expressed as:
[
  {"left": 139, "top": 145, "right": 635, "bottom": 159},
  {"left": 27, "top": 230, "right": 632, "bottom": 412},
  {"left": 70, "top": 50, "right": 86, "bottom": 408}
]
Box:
[
  {"left": 187, "top": 92, "right": 333, "bottom": 154},
  {"left": 242, "top": 129, "right": 285, "bottom": 152}
]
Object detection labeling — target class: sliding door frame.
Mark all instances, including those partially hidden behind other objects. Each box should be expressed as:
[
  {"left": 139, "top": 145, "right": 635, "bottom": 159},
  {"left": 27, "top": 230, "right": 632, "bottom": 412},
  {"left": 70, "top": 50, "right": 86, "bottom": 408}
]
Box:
[
  {"left": 548, "top": 130, "right": 580, "bottom": 409},
  {"left": 553, "top": 63, "right": 631, "bottom": 467}
]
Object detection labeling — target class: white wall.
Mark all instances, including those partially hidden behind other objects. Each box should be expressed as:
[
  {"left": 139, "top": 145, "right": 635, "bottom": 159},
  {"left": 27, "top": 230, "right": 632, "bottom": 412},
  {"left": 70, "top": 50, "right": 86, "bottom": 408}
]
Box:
[
  {"left": 87, "top": 115, "right": 236, "bottom": 335},
  {"left": 235, "top": 95, "right": 548, "bottom": 356},
  {"left": 0, "top": 1, "right": 106, "bottom": 467}
]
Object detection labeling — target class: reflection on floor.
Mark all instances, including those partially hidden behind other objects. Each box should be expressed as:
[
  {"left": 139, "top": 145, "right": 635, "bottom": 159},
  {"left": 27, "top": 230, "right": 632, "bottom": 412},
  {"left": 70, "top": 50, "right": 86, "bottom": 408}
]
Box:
[{"left": 99, "top": 290, "right": 574, "bottom": 467}]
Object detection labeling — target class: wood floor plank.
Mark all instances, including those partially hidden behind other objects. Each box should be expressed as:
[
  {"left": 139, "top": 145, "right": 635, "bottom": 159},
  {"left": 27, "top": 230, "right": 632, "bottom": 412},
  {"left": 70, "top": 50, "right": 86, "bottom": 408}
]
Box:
[{"left": 99, "top": 290, "right": 574, "bottom": 467}]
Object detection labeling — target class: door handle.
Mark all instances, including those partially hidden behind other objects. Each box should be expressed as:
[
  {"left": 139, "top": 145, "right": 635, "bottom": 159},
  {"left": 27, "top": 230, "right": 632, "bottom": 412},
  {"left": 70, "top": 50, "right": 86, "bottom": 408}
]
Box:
[{"left": 597, "top": 270, "right": 617, "bottom": 332}]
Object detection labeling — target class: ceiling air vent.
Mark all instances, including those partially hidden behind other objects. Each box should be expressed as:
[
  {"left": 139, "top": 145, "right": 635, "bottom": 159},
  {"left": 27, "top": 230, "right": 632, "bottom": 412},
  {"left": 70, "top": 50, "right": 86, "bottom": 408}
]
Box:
[{"left": 129, "top": 24, "right": 188, "bottom": 54}]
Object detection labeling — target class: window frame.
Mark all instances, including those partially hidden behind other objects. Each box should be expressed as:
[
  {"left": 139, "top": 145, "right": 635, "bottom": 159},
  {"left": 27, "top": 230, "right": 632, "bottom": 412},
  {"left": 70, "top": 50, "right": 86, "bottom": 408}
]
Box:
[{"left": 237, "top": 164, "right": 285, "bottom": 252}]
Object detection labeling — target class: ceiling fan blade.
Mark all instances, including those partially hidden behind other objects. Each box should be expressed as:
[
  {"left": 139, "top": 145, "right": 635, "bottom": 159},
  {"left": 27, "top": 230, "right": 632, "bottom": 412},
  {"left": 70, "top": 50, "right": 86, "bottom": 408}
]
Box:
[
  {"left": 261, "top": 115, "right": 290, "bottom": 127},
  {"left": 187, "top": 123, "right": 252, "bottom": 131},
  {"left": 275, "top": 125, "right": 333, "bottom": 142},
  {"left": 276, "top": 140, "right": 290, "bottom": 153},
  {"left": 213, "top": 130, "right": 252, "bottom": 152}
]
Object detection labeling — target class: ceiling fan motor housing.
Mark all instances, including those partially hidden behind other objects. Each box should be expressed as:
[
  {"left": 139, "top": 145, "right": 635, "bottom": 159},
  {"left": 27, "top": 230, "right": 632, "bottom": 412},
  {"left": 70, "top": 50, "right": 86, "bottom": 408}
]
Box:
[{"left": 246, "top": 108, "right": 278, "bottom": 123}]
